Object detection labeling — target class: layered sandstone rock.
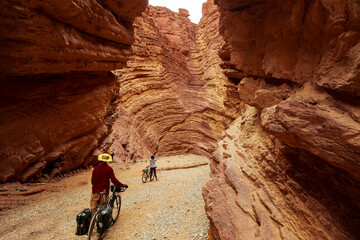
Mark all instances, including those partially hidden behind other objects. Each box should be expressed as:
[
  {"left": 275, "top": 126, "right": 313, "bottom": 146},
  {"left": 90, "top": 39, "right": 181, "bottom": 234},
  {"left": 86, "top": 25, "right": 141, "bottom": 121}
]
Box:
[
  {"left": 0, "top": 0, "right": 147, "bottom": 182},
  {"left": 0, "top": 72, "right": 119, "bottom": 182},
  {"left": 98, "top": 3, "right": 242, "bottom": 162},
  {"left": 1, "top": 2, "right": 359, "bottom": 239},
  {"left": 216, "top": 0, "right": 360, "bottom": 96},
  {"left": 0, "top": 0, "right": 147, "bottom": 75},
  {"left": 0, "top": 0, "right": 239, "bottom": 182},
  {"left": 204, "top": 106, "right": 360, "bottom": 240},
  {"left": 204, "top": 0, "right": 360, "bottom": 239}
]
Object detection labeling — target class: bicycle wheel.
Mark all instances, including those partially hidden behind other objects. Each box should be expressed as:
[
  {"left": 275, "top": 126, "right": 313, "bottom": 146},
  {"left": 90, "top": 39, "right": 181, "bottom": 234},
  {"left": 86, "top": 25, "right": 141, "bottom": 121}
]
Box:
[
  {"left": 142, "top": 172, "right": 148, "bottom": 183},
  {"left": 110, "top": 195, "right": 121, "bottom": 222},
  {"left": 88, "top": 210, "right": 103, "bottom": 240},
  {"left": 150, "top": 171, "right": 155, "bottom": 181}
]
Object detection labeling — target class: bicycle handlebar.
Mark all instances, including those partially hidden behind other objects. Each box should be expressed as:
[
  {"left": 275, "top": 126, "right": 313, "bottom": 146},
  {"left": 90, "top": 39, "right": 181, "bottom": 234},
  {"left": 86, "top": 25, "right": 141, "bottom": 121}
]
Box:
[{"left": 110, "top": 184, "right": 127, "bottom": 193}]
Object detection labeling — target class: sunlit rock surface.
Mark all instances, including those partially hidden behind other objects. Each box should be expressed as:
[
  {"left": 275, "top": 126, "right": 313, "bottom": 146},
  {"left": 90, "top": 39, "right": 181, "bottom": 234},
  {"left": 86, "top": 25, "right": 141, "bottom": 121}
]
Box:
[
  {"left": 204, "top": 106, "right": 360, "bottom": 240},
  {"left": 99, "top": 4, "right": 241, "bottom": 162},
  {"left": 204, "top": 0, "right": 360, "bottom": 239}
]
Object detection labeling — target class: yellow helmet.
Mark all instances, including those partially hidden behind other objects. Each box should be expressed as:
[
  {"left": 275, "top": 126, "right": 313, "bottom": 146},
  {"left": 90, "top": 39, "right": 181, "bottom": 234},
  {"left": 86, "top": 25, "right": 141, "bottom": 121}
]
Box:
[{"left": 98, "top": 153, "right": 113, "bottom": 162}]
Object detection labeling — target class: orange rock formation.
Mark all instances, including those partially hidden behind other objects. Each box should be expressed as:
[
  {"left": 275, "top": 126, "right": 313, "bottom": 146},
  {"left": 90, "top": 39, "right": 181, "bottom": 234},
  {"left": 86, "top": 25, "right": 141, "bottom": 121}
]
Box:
[
  {"left": 0, "top": 0, "right": 359, "bottom": 239},
  {"left": 96, "top": 4, "right": 241, "bottom": 163},
  {"left": 0, "top": 0, "right": 147, "bottom": 182},
  {"left": 204, "top": 0, "right": 360, "bottom": 239}
]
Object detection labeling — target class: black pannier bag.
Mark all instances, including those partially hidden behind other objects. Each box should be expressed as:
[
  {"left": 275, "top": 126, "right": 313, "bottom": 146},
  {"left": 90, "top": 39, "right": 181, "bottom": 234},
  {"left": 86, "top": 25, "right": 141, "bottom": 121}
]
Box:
[
  {"left": 97, "top": 206, "right": 113, "bottom": 233},
  {"left": 76, "top": 208, "right": 92, "bottom": 235}
]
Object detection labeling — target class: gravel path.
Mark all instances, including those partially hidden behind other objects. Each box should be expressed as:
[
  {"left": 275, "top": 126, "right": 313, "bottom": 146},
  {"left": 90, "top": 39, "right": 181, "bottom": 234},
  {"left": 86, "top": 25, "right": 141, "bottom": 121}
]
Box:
[{"left": 0, "top": 155, "right": 210, "bottom": 240}]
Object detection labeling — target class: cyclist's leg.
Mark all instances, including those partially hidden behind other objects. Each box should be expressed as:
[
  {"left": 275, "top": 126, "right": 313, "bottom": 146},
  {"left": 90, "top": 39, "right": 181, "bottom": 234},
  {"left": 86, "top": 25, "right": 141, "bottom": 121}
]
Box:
[
  {"left": 150, "top": 168, "right": 153, "bottom": 179},
  {"left": 99, "top": 192, "right": 109, "bottom": 206},
  {"left": 154, "top": 167, "right": 158, "bottom": 180},
  {"left": 90, "top": 193, "right": 100, "bottom": 211},
  {"left": 90, "top": 191, "right": 109, "bottom": 211}
]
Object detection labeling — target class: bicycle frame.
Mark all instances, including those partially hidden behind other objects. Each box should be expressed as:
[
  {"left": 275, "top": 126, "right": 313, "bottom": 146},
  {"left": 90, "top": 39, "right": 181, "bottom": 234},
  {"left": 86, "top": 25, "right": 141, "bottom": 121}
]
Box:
[
  {"left": 88, "top": 186, "right": 126, "bottom": 240},
  {"left": 97, "top": 185, "right": 125, "bottom": 210},
  {"left": 100, "top": 192, "right": 114, "bottom": 209}
]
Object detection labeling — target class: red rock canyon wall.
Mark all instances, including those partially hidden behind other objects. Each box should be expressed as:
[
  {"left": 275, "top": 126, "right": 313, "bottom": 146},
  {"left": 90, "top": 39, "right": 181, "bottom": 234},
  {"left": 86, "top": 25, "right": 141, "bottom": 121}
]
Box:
[
  {"left": 0, "top": 0, "right": 147, "bottom": 182},
  {"left": 0, "top": 1, "right": 238, "bottom": 182},
  {"left": 204, "top": 0, "right": 360, "bottom": 239},
  {"left": 97, "top": 4, "right": 242, "bottom": 163},
  {"left": 1, "top": 1, "right": 360, "bottom": 239}
]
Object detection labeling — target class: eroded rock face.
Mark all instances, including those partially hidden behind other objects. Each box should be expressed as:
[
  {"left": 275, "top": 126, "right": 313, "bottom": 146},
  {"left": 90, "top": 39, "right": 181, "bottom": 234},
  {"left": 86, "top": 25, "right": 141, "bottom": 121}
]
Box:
[
  {"left": 98, "top": 3, "right": 242, "bottom": 162},
  {"left": 204, "top": 107, "right": 360, "bottom": 240},
  {"left": 216, "top": 0, "right": 360, "bottom": 96},
  {"left": 205, "top": 0, "right": 360, "bottom": 239},
  {"left": 261, "top": 99, "right": 360, "bottom": 181},
  {"left": 0, "top": 0, "right": 147, "bottom": 182},
  {"left": 0, "top": 0, "right": 147, "bottom": 75},
  {"left": 1, "top": 2, "right": 359, "bottom": 239},
  {"left": 0, "top": 0, "right": 239, "bottom": 182},
  {"left": 0, "top": 72, "right": 120, "bottom": 182}
]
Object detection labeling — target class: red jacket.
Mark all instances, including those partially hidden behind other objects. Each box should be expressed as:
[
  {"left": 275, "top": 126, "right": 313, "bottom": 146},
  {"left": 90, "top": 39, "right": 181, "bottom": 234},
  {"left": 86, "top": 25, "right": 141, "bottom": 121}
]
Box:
[{"left": 91, "top": 163, "right": 124, "bottom": 194}]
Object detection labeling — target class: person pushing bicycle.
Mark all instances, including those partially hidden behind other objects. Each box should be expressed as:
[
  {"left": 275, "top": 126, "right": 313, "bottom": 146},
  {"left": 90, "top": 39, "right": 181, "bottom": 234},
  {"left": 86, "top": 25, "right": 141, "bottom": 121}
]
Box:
[
  {"left": 149, "top": 155, "right": 158, "bottom": 181},
  {"left": 90, "top": 153, "right": 128, "bottom": 210}
]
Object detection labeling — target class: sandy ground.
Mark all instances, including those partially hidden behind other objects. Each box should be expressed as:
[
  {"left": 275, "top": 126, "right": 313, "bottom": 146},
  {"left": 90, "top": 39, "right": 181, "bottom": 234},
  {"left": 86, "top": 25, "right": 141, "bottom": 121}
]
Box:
[{"left": 0, "top": 155, "right": 210, "bottom": 240}]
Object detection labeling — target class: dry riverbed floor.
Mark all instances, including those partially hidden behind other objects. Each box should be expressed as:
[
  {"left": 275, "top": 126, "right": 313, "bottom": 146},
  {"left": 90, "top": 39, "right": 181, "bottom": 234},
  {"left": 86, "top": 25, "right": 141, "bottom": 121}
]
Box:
[{"left": 0, "top": 155, "right": 210, "bottom": 240}]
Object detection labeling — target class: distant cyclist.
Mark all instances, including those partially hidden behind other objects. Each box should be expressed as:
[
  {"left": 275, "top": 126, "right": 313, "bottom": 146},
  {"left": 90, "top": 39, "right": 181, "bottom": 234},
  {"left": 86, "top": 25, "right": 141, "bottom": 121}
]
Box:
[
  {"left": 149, "top": 155, "right": 158, "bottom": 181},
  {"left": 90, "top": 153, "right": 128, "bottom": 210}
]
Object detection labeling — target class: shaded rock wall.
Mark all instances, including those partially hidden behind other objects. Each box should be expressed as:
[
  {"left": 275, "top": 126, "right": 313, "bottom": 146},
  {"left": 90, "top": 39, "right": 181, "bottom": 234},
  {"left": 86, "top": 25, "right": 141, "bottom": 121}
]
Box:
[
  {"left": 204, "top": 0, "right": 360, "bottom": 239},
  {"left": 98, "top": 3, "right": 242, "bottom": 162},
  {"left": 216, "top": 0, "right": 360, "bottom": 96},
  {"left": 0, "top": 72, "right": 119, "bottom": 182},
  {"left": 0, "top": 0, "right": 147, "bottom": 182}
]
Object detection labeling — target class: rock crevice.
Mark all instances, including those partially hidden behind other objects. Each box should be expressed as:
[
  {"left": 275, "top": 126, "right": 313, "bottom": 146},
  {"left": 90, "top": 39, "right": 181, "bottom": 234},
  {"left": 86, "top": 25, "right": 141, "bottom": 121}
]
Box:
[
  {"left": 0, "top": 1, "right": 359, "bottom": 239},
  {"left": 100, "top": 3, "right": 241, "bottom": 162}
]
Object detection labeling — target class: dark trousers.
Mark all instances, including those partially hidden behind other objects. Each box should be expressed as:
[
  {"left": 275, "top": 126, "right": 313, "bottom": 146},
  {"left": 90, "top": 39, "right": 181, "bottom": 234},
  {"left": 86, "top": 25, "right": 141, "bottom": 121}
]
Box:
[{"left": 150, "top": 167, "right": 157, "bottom": 179}]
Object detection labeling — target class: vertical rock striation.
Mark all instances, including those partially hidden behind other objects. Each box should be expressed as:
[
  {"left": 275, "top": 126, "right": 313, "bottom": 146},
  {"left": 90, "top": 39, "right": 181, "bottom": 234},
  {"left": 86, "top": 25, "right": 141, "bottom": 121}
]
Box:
[
  {"left": 204, "top": 0, "right": 360, "bottom": 239},
  {"left": 0, "top": 0, "right": 147, "bottom": 182}
]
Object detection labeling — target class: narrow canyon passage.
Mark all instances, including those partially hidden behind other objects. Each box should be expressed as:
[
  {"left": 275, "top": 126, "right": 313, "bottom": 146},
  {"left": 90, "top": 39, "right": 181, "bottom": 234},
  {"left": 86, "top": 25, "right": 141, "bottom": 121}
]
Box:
[
  {"left": 0, "top": 155, "right": 210, "bottom": 240},
  {"left": 1, "top": 0, "right": 360, "bottom": 239}
]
